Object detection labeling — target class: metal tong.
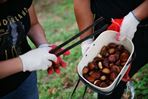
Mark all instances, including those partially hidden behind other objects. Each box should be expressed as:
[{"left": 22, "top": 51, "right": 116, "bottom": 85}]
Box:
[{"left": 49, "top": 17, "right": 110, "bottom": 56}]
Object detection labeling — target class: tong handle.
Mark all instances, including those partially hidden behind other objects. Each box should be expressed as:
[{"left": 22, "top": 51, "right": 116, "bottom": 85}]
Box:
[
  {"left": 56, "top": 24, "right": 109, "bottom": 56},
  {"left": 49, "top": 17, "right": 106, "bottom": 54}
]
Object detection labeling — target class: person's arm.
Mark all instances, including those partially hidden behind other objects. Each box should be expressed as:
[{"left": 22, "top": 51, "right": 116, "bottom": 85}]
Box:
[
  {"left": 27, "top": 4, "right": 48, "bottom": 47},
  {"left": 74, "top": 0, "right": 94, "bottom": 55},
  {"left": 0, "top": 58, "right": 23, "bottom": 79},
  {"left": 133, "top": 0, "right": 148, "bottom": 20},
  {"left": 0, "top": 4, "right": 57, "bottom": 79},
  {"left": 119, "top": 0, "right": 148, "bottom": 40},
  {"left": 74, "top": 0, "right": 93, "bottom": 39}
]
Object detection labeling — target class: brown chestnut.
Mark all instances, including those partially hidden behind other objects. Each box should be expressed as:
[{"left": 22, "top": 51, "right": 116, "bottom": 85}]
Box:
[
  {"left": 86, "top": 76, "right": 95, "bottom": 83},
  {"left": 94, "top": 80, "right": 101, "bottom": 86},
  {"left": 100, "top": 75, "right": 106, "bottom": 81},
  {"left": 108, "top": 48, "right": 116, "bottom": 54},
  {"left": 120, "top": 51, "right": 129, "bottom": 62},
  {"left": 116, "top": 44, "right": 124, "bottom": 51},
  {"left": 100, "top": 82, "right": 108, "bottom": 87},
  {"left": 108, "top": 54, "right": 117, "bottom": 62},
  {"left": 102, "top": 68, "right": 110, "bottom": 74},
  {"left": 91, "top": 72, "right": 101, "bottom": 79},
  {"left": 110, "top": 72, "right": 117, "bottom": 81},
  {"left": 103, "top": 58, "right": 109, "bottom": 67},
  {"left": 98, "top": 62, "right": 103, "bottom": 69},
  {"left": 108, "top": 43, "right": 117, "bottom": 48},
  {"left": 88, "top": 62, "right": 95, "bottom": 70},
  {"left": 82, "top": 66, "right": 89, "bottom": 74},
  {"left": 100, "top": 46, "right": 108, "bottom": 57},
  {"left": 111, "top": 65, "right": 121, "bottom": 73}
]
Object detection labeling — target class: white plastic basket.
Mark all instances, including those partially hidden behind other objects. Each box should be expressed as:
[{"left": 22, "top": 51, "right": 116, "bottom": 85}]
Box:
[{"left": 77, "top": 30, "right": 134, "bottom": 94}]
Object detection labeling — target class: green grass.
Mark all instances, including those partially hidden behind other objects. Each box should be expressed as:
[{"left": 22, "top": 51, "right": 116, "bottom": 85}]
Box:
[{"left": 30, "top": 0, "right": 148, "bottom": 99}]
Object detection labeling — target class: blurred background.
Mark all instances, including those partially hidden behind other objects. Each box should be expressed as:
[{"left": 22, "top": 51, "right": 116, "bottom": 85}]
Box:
[{"left": 29, "top": 0, "right": 148, "bottom": 99}]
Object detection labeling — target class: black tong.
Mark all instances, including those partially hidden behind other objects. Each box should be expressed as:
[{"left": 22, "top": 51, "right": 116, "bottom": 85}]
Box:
[{"left": 49, "top": 17, "right": 111, "bottom": 56}]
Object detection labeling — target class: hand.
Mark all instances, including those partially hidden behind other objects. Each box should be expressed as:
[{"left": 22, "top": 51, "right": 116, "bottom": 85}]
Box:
[
  {"left": 19, "top": 47, "right": 57, "bottom": 72},
  {"left": 119, "top": 12, "right": 140, "bottom": 40},
  {"left": 47, "top": 44, "right": 70, "bottom": 75},
  {"left": 81, "top": 38, "right": 93, "bottom": 56},
  {"left": 107, "top": 18, "right": 123, "bottom": 40}
]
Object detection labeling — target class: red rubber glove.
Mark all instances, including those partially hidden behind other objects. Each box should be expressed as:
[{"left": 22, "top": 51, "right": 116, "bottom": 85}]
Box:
[
  {"left": 47, "top": 45, "right": 70, "bottom": 75},
  {"left": 107, "top": 19, "right": 131, "bottom": 82},
  {"left": 107, "top": 18, "right": 123, "bottom": 41}
]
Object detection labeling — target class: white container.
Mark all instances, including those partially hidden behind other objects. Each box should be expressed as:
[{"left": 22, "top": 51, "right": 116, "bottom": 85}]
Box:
[{"left": 77, "top": 30, "right": 134, "bottom": 94}]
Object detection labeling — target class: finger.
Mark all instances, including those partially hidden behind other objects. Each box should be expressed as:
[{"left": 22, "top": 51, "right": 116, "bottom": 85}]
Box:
[
  {"left": 58, "top": 56, "right": 67, "bottom": 68},
  {"left": 47, "top": 67, "right": 53, "bottom": 75},
  {"left": 116, "top": 32, "right": 120, "bottom": 41},
  {"left": 40, "top": 60, "right": 52, "bottom": 70},
  {"left": 54, "top": 67, "right": 61, "bottom": 74},
  {"left": 119, "top": 35, "right": 126, "bottom": 41},
  {"left": 48, "top": 54, "right": 57, "bottom": 63},
  {"left": 61, "top": 48, "right": 70, "bottom": 56}
]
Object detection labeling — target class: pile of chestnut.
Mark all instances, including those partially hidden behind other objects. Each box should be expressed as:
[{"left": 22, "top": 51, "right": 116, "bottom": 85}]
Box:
[{"left": 82, "top": 43, "right": 130, "bottom": 88}]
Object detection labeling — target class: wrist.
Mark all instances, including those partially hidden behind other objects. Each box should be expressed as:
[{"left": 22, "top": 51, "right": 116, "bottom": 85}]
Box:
[
  {"left": 18, "top": 57, "right": 24, "bottom": 72},
  {"left": 38, "top": 43, "right": 50, "bottom": 48},
  {"left": 131, "top": 11, "right": 141, "bottom": 22},
  {"left": 81, "top": 38, "right": 93, "bottom": 47},
  {"left": 126, "top": 12, "right": 140, "bottom": 26}
]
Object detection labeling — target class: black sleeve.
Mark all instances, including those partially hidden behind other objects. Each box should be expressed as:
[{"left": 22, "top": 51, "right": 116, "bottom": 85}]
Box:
[{"left": 23, "top": 0, "right": 33, "bottom": 9}]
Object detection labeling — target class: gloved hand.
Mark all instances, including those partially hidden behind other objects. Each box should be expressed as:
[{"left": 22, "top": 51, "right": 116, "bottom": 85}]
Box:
[
  {"left": 80, "top": 38, "right": 93, "bottom": 56},
  {"left": 119, "top": 12, "right": 140, "bottom": 40},
  {"left": 47, "top": 44, "right": 70, "bottom": 75},
  {"left": 108, "top": 11, "right": 140, "bottom": 41},
  {"left": 19, "top": 47, "right": 57, "bottom": 72}
]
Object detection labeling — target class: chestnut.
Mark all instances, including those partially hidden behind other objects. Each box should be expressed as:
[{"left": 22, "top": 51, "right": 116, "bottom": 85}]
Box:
[
  {"left": 86, "top": 76, "right": 95, "bottom": 83},
  {"left": 110, "top": 72, "right": 117, "bottom": 81},
  {"left": 100, "top": 75, "right": 106, "bottom": 81},
  {"left": 94, "top": 80, "right": 101, "bottom": 86},
  {"left": 116, "top": 44, "right": 124, "bottom": 51},
  {"left": 114, "top": 51, "right": 120, "bottom": 60},
  {"left": 89, "top": 71, "right": 94, "bottom": 76},
  {"left": 108, "top": 54, "right": 117, "bottom": 62},
  {"left": 100, "top": 46, "right": 108, "bottom": 57},
  {"left": 121, "top": 62, "right": 126, "bottom": 66},
  {"left": 88, "top": 62, "right": 95, "bottom": 70},
  {"left": 120, "top": 51, "right": 129, "bottom": 62},
  {"left": 103, "top": 58, "right": 109, "bottom": 67},
  {"left": 108, "top": 48, "right": 116, "bottom": 54},
  {"left": 91, "top": 72, "right": 101, "bottom": 79},
  {"left": 82, "top": 66, "right": 89, "bottom": 74},
  {"left": 108, "top": 43, "right": 117, "bottom": 48},
  {"left": 97, "top": 54, "right": 102, "bottom": 58},
  {"left": 102, "top": 68, "right": 110, "bottom": 74},
  {"left": 93, "top": 57, "right": 103, "bottom": 63},
  {"left": 100, "top": 82, "right": 108, "bottom": 87},
  {"left": 111, "top": 65, "right": 121, "bottom": 73},
  {"left": 115, "top": 60, "right": 121, "bottom": 66},
  {"left": 98, "top": 62, "right": 103, "bottom": 69},
  {"left": 106, "top": 80, "right": 113, "bottom": 86}
]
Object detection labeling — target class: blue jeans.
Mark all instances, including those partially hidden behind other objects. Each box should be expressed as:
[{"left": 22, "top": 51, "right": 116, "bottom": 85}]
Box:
[{"left": 1, "top": 72, "right": 39, "bottom": 99}]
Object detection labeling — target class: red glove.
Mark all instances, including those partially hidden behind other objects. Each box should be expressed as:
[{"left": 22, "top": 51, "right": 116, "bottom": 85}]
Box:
[
  {"left": 107, "top": 18, "right": 123, "bottom": 40},
  {"left": 107, "top": 19, "right": 131, "bottom": 82},
  {"left": 47, "top": 45, "right": 70, "bottom": 75}
]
